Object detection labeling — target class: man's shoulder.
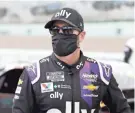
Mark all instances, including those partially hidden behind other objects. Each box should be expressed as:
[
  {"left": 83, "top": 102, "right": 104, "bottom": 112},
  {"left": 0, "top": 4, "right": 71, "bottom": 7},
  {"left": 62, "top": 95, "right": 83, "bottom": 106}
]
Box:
[
  {"left": 97, "top": 61, "right": 113, "bottom": 85},
  {"left": 24, "top": 55, "right": 51, "bottom": 84},
  {"left": 39, "top": 55, "right": 51, "bottom": 64},
  {"left": 84, "top": 56, "right": 113, "bottom": 85},
  {"left": 24, "top": 61, "right": 40, "bottom": 84},
  {"left": 25, "top": 55, "right": 51, "bottom": 72}
]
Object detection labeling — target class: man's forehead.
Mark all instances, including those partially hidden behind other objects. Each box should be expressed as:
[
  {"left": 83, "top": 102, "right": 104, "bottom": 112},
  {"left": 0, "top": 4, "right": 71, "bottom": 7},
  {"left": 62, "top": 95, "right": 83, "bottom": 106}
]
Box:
[{"left": 53, "top": 20, "right": 70, "bottom": 26}]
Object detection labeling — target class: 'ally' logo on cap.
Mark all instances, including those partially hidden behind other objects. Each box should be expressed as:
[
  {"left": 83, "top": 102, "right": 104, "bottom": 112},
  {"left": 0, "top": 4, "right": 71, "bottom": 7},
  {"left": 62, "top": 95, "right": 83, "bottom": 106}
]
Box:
[{"left": 55, "top": 10, "right": 71, "bottom": 19}]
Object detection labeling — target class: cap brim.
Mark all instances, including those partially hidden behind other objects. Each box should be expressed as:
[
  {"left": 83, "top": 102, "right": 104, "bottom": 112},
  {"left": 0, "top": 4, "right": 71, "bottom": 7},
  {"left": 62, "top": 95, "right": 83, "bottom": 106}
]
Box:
[{"left": 44, "top": 18, "right": 77, "bottom": 29}]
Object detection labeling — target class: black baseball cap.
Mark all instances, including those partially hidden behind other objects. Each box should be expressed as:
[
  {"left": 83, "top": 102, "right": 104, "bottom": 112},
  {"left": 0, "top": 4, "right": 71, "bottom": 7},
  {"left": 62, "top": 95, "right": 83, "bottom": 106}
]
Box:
[{"left": 44, "top": 8, "right": 84, "bottom": 31}]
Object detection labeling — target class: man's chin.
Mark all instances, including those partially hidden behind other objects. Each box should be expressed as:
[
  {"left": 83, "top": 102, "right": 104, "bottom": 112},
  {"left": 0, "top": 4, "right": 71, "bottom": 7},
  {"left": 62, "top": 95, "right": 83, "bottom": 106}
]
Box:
[
  {"left": 54, "top": 48, "right": 80, "bottom": 58},
  {"left": 61, "top": 48, "right": 80, "bottom": 57}
]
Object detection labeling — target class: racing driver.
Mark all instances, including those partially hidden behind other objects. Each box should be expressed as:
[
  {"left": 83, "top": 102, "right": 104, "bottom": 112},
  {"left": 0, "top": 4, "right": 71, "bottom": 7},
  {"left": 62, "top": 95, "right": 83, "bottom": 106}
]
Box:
[{"left": 12, "top": 8, "right": 131, "bottom": 113}]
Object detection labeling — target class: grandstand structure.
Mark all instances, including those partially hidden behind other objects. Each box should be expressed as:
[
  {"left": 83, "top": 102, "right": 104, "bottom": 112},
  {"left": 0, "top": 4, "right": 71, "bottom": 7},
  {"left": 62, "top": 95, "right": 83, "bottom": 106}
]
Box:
[
  {"left": 0, "top": 1, "right": 134, "bottom": 23},
  {"left": 0, "top": 1, "right": 134, "bottom": 52}
]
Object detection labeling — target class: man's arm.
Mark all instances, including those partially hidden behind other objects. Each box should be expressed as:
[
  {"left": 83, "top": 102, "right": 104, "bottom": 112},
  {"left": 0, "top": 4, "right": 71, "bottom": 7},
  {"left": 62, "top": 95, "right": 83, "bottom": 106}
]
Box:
[
  {"left": 102, "top": 74, "right": 131, "bottom": 113},
  {"left": 12, "top": 69, "right": 36, "bottom": 113}
]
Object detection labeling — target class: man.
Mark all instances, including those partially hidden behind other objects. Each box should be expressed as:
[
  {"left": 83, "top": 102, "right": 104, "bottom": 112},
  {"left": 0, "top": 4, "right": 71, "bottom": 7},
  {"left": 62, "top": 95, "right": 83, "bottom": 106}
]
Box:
[
  {"left": 123, "top": 37, "right": 135, "bottom": 68},
  {"left": 12, "top": 8, "right": 131, "bottom": 113}
]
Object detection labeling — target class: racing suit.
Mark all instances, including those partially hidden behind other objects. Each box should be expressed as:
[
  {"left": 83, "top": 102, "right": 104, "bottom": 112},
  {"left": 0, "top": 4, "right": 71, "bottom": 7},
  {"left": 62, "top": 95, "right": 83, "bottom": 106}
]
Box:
[{"left": 12, "top": 52, "right": 131, "bottom": 113}]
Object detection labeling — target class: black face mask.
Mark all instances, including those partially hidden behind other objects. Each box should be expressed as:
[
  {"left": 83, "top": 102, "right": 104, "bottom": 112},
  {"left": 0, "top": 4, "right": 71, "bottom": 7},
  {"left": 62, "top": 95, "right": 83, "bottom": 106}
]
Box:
[{"left": 52, "top": 34, "right": 78, "bottom": 56}]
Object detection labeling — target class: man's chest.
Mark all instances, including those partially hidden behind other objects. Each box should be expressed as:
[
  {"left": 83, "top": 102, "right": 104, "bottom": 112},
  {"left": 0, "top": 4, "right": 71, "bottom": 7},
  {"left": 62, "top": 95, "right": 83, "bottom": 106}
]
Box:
[{"left": 33, "top": 67, "right": 106, "bottom": 113}]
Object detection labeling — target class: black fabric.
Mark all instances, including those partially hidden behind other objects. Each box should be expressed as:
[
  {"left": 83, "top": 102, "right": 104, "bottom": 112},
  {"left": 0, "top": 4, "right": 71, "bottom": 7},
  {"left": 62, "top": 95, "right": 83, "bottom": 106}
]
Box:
[
  {"left": 52, "top": 34, "right": 78, "bottom": 56},
  {"left": 103, "top": 75, "right": 131, "bottom": 113},
  {"left": 12, "top": 52, "right": 131, "bottom": 113},
  {"left": 124, "top": 46, "right": 133, "bottom": 63},
  {"left": 12, "top": 70, "right": 38, "bottom": 113},
  {"left": 45, "top": 8, "right": 84, "bottom": 31}
]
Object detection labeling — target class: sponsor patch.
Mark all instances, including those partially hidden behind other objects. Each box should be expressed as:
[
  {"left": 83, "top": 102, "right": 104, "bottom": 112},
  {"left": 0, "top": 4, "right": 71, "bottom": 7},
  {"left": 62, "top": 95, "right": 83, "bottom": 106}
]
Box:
[
  {"left": 54, "top": 84, "right": 71, "bottom": 89},
  {"left": 50, "top": 92, "right": 63, "bottom": 100},
  {"left": 83, "top": 94, "right": 98, "bottom": 97},
  {"left": 76, "top": 62, "right": 83, "bottom": 69},
  {"left": 40, "top": 57, "right": 49, "bottom": 63},
  {"left": 27, "top": 64, "right": 36, "bottom": 75},
  {"left": 46, "top": 71, "right": 64, "bottom": 82},
  {"left": 15, "top": 86, "right": 22, "bottom": 94},
  {"left": 55, "top": 9, "right": 71, "bottom": 19},
  {"left": 57, "top": 62, "right": 65, "bottom": 69},
  {"left": 87, "top": 58, "right": 97, "bottom": 63},
  {"left": 17, "top": 79, "right": 23, "bottom": 85},
  {"left": 103, "top": 64, "right": 110, "bottom": 77},
  {"left": 54, "top": 85, "right": 60, "bottom": 88},
  {"left": 81, "top": 73, "right": 98, "bottom": 82},
  {"left": 41, "top": 82, "right": 54, "bottom": 93},
  {"left": 61, "top": 85, "right": 71, "bottom": 89},
  {"left": 83, "top": 84, "right": 99, "bottom": 91}
]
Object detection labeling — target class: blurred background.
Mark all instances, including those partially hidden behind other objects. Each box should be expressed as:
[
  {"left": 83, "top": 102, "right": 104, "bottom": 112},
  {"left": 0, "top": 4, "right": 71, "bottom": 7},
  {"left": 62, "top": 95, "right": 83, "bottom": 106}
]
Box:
[
  {"left": 0, "top": 0, "right": 134, "bottom": 53},
  {"left": 0, "top": 0, "right": 134, "bottom": 112},
  {"left": 0, "top": 0, "right": 134, "bottom": 62}
]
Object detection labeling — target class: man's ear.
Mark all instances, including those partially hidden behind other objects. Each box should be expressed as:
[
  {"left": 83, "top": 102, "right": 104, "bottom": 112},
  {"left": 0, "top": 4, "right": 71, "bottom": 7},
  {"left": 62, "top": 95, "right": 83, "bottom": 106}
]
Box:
[{"left": 79, "top": 31, "right": 86, "bottom": 43}]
